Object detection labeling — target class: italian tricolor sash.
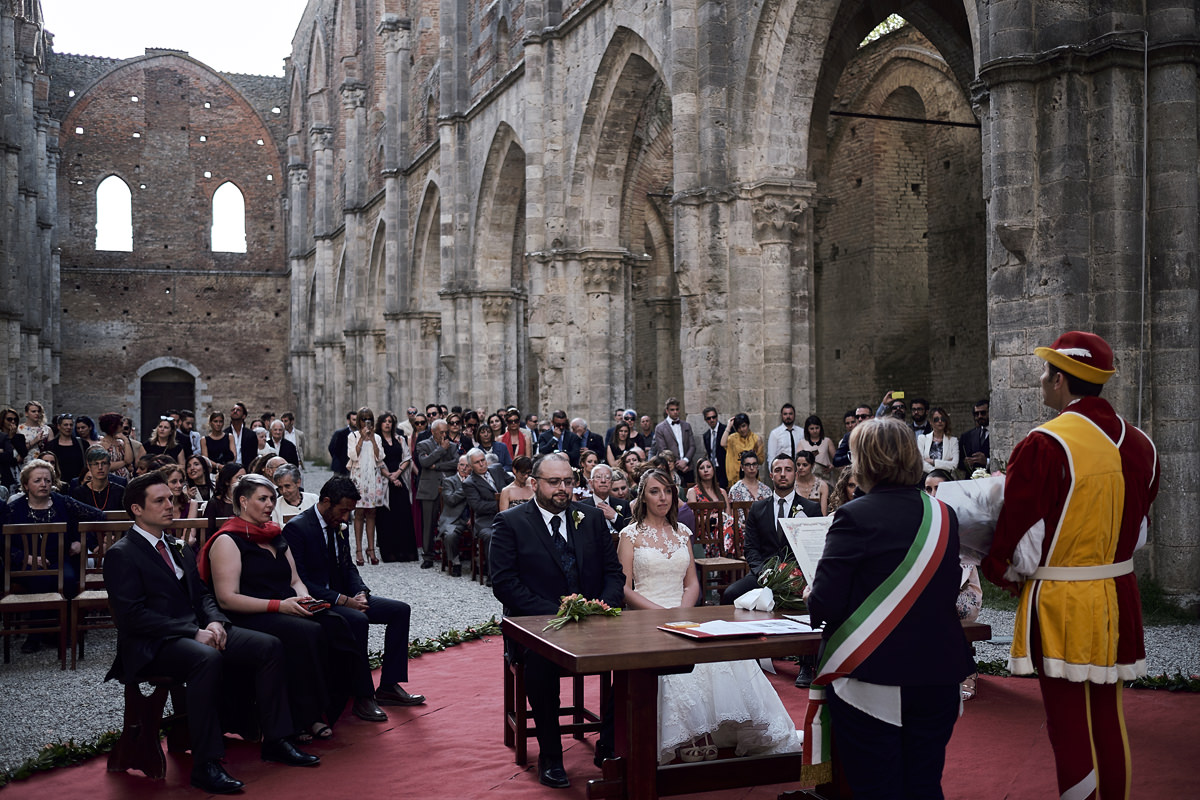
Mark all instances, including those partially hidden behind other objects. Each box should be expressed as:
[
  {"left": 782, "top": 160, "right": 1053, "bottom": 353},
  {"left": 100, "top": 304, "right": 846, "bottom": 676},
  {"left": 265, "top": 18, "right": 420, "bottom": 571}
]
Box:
[{"left": 802, "top": 492, "right": 951, "bottom": 767}]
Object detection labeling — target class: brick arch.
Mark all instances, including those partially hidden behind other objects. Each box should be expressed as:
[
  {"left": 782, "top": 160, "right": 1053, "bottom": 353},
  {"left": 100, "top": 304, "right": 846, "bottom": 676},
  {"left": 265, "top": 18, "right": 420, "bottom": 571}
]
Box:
[
  {"left": 568, "top": 27, "right": 668, "bottom": 250},
  {"left": 473, "top": 124, "right": 525, "bottom": 290}
]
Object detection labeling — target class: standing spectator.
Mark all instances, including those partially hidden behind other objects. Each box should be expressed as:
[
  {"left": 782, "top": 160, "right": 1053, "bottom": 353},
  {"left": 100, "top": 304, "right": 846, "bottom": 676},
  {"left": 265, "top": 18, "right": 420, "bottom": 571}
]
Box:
[
  {"left": 415, "top": 419, "right": 460, "bottom": 568},
  {"left": 651, "top": 397, "right": 695, "bottom": 485},
  {"left": 635, "top": 414, "right": 654, "bottom": 450},
  {"left": 0, "top": 406, "right": 27, "bottom": 490},
  {"left": 375, "top": 412, "right": 417, "bottom": 563},
  {"left": 918, "top": 408, "right": 960, "bottom": 476},
  {"left": 874, "top": 391, "right": 909, "bottom": 423},
  {"left": 268, "top": 420, "right": 301, "bottom": 466},
  {"left": 176, "top": 411, "right": 201, "bottom": 458},
  {"left": 720, "top": 413, "right": 764, "bottom": 486},
  {"left": 909, "top": 398, "right": 933, "bottom": 436},
  {"left": 398, "top": 408, "right": 418, "bottom": 439},
  {"left": 833, "top": 405, "right": 873, "bottom": 468},
  {"left": 766, "top": 403, "right": 801, "bottom": 464},
  {"left": 983, "top": 332, "right": 1158, "bottom": 800},
  {"left": 798, "top": 415, "right": 837, "bottom": 480},
  {"left": 75, "top": 415, "right": 101, "bottom": 444},
  {"left": 18, "top": 401, "right": 52, "bottom": 465},
  {"left": 500, "top": 410, "right": 533, "bottom": 459},
  {"left": 123, "top": 418, "right": 148, "bottom": 465},
  {"left": 200, "top": 409, "right": 236, "bottom": 466},
  {"left": 697, "top": 407, "right": 728, "bottom": 488},
  {"left": 45, "top": 413, "right": 87, "bottom": 486},
  {"left": 958, "top": 399, "right": 991, "bottom": 473},
  {"left": 280, "top": 412, "right": 306, "bottom": 463},
  {"left": 794, "top": 451, "right": 830, "bottom": 516},
  {"left": 144, "top": 417, "right": 186, "bottom": 468},
  {"left": 96, "top": 412, "right": 134, "bottom": 479},
  {"left": 226, "top": 402, "right": 258, "bottom": 467},
  {"left": 347, "top": 407, "right": 387, "bottom": 567},
  {"left": 536, "top": 410, "right": 581, "bottom": 466},
  {"left": 328, "top": 410, "right": 357, "bottom": 475},
  {"left": 602, "top": 407, "right": 626, "bottom": 448},
  {"left": 605, "top": 421, "right": 635, "bottom": 468}
]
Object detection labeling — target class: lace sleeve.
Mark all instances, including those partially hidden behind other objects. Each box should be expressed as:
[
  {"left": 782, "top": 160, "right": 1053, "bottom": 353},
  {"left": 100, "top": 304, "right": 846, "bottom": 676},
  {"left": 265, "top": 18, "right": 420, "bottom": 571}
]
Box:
[{"left": 617, "top": 523, "right": 638, "bottom": 544}]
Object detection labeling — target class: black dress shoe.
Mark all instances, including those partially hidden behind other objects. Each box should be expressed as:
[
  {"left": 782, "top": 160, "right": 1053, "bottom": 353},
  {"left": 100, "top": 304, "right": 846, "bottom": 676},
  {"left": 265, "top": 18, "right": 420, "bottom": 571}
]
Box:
[
  {"left": 191, "top": 760, "right": 245, "bottom": 793},
  {"left": 538, "top": 756, "right": 570, "bottom": 789},
  {"left": 450, "top": 563, "right": 462, "bottom": 577},
  {"left": 375, "top": 684, "right": 426, "bottom": 706},
  {"left": 794, "top": 664, "right": 815, "bottom": 689},
  {"left": 352, "top": 696, "right": 389, "bottom": 721},
  {"left": 261, "top": 739, "right": 320, "bottom": 767},
  {"left": 593, "top": 742, "right": 613, "bottom": 769},
  {"left": 420, "top": 559, "right": 434, "bottom": 569}
]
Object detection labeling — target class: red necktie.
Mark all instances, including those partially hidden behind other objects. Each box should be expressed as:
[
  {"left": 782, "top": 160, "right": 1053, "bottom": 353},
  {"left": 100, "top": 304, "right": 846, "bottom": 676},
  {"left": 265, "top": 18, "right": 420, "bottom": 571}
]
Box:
[{"left": 156, "top": 539, "right": 176, "bottom": 574}]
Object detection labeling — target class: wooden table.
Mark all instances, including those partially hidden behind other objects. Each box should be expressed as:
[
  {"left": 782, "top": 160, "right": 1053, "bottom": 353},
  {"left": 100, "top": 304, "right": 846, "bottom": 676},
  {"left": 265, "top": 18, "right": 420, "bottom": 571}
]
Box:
[{"left": 502, "top": 606, "right": 991, "bottom": 800}]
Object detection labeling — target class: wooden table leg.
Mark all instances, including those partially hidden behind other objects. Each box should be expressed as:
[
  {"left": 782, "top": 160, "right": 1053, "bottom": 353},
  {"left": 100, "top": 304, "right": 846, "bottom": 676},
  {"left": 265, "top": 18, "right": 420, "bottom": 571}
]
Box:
[{"left": 587, "top": 668, "right": 659, "bottom": 800}]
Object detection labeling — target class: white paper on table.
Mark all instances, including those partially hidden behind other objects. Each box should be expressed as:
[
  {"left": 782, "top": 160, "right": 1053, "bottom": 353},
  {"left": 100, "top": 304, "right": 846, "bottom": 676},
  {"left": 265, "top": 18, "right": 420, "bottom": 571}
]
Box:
[
  {"left": 933, "top": 476, "right": 1005, "bottom": 563},
  {"left": 779, "top": 516, "right": 835, "bottom": 585},
  {"left": 691, "top": 619, "right": 813, "bottom": 636}
]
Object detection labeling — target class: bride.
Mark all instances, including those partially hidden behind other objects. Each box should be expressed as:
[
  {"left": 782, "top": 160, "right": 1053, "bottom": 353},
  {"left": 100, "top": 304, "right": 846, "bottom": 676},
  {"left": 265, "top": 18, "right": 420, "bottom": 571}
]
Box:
[{"left": 617, "top": 468, "right": 802, "bottom": 764}]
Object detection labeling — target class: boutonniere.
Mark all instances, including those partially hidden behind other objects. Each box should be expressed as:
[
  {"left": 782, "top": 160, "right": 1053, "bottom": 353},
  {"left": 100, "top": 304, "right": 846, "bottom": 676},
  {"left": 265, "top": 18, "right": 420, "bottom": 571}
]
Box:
[
  {"left": 787, "top": 501, "right": 802, "bottom": 518},
  {"left": 166, "top": 536, "right": 186, "bottom": 561},
  {"left": 571, "top": 510, "right": 585, "bottom": 528},
  {"left": 335, "top": 523, "right": 350, "bottom": 541}
]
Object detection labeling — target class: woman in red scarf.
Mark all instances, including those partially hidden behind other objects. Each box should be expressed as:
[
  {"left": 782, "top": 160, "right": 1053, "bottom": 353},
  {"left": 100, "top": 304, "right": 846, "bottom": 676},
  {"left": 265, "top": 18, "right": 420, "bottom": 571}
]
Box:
[{"left": 197, "top": 474, "right": 361, "bottom": 742}]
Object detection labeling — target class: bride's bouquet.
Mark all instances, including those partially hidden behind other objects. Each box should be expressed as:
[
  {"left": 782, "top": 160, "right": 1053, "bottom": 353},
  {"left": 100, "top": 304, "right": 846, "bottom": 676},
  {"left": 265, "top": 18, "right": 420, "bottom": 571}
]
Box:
[
  {"left": 543, "top": 593, "right": 622, "bottom": 631},
  {"left": 755, "top": 556, "right": 807, "bottom": 610}
]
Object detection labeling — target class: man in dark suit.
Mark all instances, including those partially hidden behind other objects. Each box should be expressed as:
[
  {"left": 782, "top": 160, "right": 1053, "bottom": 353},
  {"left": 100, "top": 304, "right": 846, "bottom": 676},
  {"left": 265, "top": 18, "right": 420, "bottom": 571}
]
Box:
[
  {"left": 226, "top": 401, "right": 259, "bottom": 468},
  {"left": 651, "top": 396, "right": 696, "bottom": 484},
  {"left": 602, "top": 407, "right": 626, "bottom": 449},
  {"left": 958, "top": 398, "right": 991, "bottom": 473},
  {"left": 833, "top": 404, "right": 873, "bottom": 468},
  {"left": 722, "top": 453, "right": 821, "bottom": 605},
  {"left": 105, "top": 472, "right": 318, "bottom": 794},
  {"left": 463, "top": 448, "right": 512, "bottom": 551},
  {"left": 283, "top": 476, "right": 426, "bottom": 717},
  {"left": 698, "top": 406, "right": 728, "bottom": 488},
  {"left": 570, "top": 417, "right": 604, "bottom": 459},
  {"left": 490, "top": 453, "right": 625, "bottom": 789},
  {"left": 536, "top": 410, "right": 582, "bottom": 466},
  {"left": 268, "top": 420, "right": 301, "bottom": 466},
  {"left": 327, "top": 410, "right": 357, "bottom": 475},
  {"left": 578, "top": 464, "right": 631, "bottom": 536}
]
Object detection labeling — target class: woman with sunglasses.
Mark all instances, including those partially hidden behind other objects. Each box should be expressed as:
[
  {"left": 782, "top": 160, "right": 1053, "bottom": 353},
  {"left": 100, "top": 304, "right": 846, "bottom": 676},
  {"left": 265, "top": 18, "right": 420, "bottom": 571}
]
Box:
[
  {"left": 917, "top": 407, "right": 959, "bottom": 478},
  {"left": 0, "top": 406, "right": 28, "bottom": 490}
]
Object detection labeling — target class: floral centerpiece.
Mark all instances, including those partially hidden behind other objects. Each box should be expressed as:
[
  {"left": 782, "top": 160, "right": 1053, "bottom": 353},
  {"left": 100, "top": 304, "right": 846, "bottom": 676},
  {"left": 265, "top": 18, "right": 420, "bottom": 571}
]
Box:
[
  {"left": 756, "top": 556, "right": 807, "bottom": 610},
  {"left": 543, "top": 593, "right": 622, "bottom": 631}
]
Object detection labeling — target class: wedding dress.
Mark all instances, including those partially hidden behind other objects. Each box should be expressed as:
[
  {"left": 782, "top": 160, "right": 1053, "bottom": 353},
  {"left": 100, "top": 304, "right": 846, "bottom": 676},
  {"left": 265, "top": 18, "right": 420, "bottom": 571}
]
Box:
[{"left": 620, "top": 522, "right": 803, "bottom": 764}]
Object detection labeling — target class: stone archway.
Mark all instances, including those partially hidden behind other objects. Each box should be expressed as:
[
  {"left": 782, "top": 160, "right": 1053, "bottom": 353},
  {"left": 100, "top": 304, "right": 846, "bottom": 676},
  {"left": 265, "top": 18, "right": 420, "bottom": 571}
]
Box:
[{"left": 129, "top": 357, "right": 208, "bottom": 440}]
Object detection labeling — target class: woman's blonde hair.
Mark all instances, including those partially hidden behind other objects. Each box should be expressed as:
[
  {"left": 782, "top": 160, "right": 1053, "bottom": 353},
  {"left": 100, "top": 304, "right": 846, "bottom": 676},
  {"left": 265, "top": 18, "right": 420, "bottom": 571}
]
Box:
[
  {"left": 631, "top": 468, "right": 679, "bottom": 527},
  {"left": 850, "top": 417, "right": 924, "bottom": 489}
]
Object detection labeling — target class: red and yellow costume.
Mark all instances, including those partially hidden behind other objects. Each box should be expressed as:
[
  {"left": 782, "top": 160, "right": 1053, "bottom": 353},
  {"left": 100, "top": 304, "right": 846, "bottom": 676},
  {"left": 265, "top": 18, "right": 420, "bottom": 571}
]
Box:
[{"left": 985, "top": 395, "right": 1159, "bottom": 800}]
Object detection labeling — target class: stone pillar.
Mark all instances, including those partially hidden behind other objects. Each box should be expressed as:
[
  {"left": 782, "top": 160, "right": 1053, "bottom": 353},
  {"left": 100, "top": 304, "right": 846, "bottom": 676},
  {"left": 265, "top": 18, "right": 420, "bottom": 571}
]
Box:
[
  {"left": 578, "top": 251, "right": 627, "bottom": 417},
  {"left": 340, "top": 83, "right": 372, "bottom": 405},
  {"left": 378, "top": 15, "right": 411, "bottom": 411}
]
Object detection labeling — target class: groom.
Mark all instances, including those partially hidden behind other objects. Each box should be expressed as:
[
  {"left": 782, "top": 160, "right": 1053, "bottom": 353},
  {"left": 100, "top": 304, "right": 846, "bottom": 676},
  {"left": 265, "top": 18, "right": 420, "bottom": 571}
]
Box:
[{"left": 490, "top": 453, "right": 625, "bottom": 789}]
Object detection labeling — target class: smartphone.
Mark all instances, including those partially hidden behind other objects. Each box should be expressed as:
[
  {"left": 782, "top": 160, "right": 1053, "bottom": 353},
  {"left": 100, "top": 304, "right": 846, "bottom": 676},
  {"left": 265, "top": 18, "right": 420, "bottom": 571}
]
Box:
[{"left": 892, "top": 391, "right": 905, "bottom": 399}]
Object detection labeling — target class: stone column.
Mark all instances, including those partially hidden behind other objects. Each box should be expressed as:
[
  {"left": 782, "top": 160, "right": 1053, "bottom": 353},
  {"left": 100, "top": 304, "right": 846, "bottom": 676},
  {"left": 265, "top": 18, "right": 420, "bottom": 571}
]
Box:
[
  {"left": 578, "top": 251, "right": 627, "bottom": 418},
  {"left": 378, "top": 15, "right": 411, "bottom": 411}
]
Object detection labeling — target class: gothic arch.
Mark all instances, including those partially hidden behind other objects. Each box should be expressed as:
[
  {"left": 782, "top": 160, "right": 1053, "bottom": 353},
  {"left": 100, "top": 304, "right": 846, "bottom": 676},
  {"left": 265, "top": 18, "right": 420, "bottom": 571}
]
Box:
[
  {"left": 126, "top": 357, "right": 208, "bottom": 434},
  {"left": 308, "top": 24, "right": 330, "bottom": 126},
  {"left": 367, "top": 217, "right": 387, "bottom": 300},
  {"left": 474, "top": 124, "right": 526, "bottom": 290},
  {"left": 568, "top": 27, "right": 669, "bottom": 249},
  {"left": 412, "top": 180, "right": 441, "bottom": 309}
]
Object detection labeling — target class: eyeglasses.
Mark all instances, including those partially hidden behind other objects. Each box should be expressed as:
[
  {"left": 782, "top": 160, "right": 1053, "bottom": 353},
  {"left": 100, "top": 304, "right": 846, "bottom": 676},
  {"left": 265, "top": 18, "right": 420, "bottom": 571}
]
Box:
[
  {"left": 931, "top": 416, "right": 945, "bottom": 422},
  {"left": 448, "top": 420, "right": 461, "bottom": 427},
  {"left": 534, "top": 476, "right": 575, "bottom": 487},
  {"left": 855, "top": 413, "right": 871, "bottom": 419},
  {"left": 973, "top": 410, "right": 988, "bottom": 417},
  {"left": 704, "top": 415, "right": 718, "bottom": 421}
]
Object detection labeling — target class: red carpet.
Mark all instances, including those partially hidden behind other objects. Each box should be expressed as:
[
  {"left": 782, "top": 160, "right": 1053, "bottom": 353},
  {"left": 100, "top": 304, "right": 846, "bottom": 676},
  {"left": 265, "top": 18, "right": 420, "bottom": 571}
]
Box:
[{"left": 4, "top": 638, "right": 1198, "bottom": 798}]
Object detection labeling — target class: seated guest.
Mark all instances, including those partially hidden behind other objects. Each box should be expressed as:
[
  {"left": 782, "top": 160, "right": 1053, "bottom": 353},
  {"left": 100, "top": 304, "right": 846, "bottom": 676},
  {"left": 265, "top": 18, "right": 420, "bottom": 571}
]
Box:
[
  {"left": 268, "top": 420, "right": 301, "bottom": 467},
  {"left": 160, "top": 464, "right": 200, "bottom": 521},
  {"left": 186, "top": 454, "right": 215, "bottom": 505},
  {"left": 463, "top": 447, "right": 513, "bottom": 549},
  {"left": 283, "top": 477, "right": 426, "bottom": 713},
  {"left": 500, "top": 410, "right": 533, "bottom": 459},
  {"left": 71, "top": 446, "right": 126, "bottom": 511},
  {"left": 686, "top": 456, "right": 728, "bottom": 508},
  {"left": 720, "top": 413, "right": 765, "bottom": 486},
  {"left": 609, "top": 468, "right": 631, "bottom": 502},
  {"left": 272, "top": 464, "right": 319, "bottom": 524},
  {"left": 499, "top": 455, "right": 535, "bottom": 511},
  {"left": 255, "top": 427, "right": 275, "bottom": 460},
  {"left": 105, "top": 472, "right": 318, "bottom": 794},
  {"left": 579, "top": 464, "right": 630, "bottom": 536},
  {"left": 9, "top": 459, "right": 105, "bottom": 652},
  {"left": 205, "top": 461, "right": 246, "bottom": 533},
  {"left": 438, "top": 455, "right": 471, "bottom": 576},
  {"left": 827, "top": 469, "right": 859, "bottom": 515},
  {"left": 198, "top": 474, "right": 371, "bottom": 741}
]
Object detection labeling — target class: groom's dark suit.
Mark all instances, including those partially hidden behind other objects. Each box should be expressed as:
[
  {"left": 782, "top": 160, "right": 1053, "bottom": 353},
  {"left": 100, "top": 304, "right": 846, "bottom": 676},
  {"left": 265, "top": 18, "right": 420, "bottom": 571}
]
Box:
[
  {"left": 722, "top": 493, "right": 821, "bottom": 604},
  {"left": 490, "top": 500, "right": 624, "bottom": 764},
  {"left": 104, "top": 527, "right": 292, "bottom": 762},
  {"left": 283, "top": 506, "right": 412, "bottom": 694}
]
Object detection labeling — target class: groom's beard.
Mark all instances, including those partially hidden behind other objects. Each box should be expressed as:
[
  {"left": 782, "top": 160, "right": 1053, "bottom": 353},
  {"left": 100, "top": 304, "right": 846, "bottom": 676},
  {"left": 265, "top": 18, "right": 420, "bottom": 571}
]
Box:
[{"left": 537, "top": 490, "right": 572, "bottom": 514}]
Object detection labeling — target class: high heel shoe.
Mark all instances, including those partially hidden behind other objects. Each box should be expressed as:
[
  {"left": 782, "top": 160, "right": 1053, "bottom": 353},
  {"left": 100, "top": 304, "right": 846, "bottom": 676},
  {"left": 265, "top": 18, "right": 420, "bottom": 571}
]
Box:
[
  {"left": 355, "top": 550, "right": 365, "bottom": 567},
  {"left": 961, "top": 673, "right": 978, "bottom": 701},
  {"left": 368, "top": 549, "right": 379, "bottom": 566}
]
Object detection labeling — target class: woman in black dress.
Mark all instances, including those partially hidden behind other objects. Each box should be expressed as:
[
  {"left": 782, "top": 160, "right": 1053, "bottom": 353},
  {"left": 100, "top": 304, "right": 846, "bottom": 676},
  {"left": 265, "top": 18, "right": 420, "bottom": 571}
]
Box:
[
  {"left": 205, "top": 461, "right": 245, "bottom": 532},
  {"left": 606, "top": 421, "right": 634, "bottom": 468},
  {"left": 374, "top": 412, "right": 417, "bottom": 562},
  {"left": 201, "top": 411, "right": 236, "bottom": 466},
  {"left": 143, "top": 417, "right": 185, "bottom": 468},
  {"left": 44, "top": 413, "right": 87, "bottom": 486},
  {"left": 199, "top": 474, "right": 363, "bottom": 740}
]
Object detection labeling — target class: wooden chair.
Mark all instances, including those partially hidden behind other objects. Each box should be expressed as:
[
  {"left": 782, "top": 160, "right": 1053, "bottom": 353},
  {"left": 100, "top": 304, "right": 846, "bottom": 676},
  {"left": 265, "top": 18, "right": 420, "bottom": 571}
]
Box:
[
  {"left": 471, "top": 492, "right": 501, "bottom": 585},
  {"left": 107, "top": 677, "right": 189, "bottom": 779},
  {"left": 728, "top": 501, "right": 754, "bottom": 558},
  {"left": 71, "top": 520, "right": 128, "bottom": 668},
  {"left": 503, "top": 655, "right": 609, "bottom": 766},
  {"left": 102, "top": 510, "right": 131, "bottom": 521},
  {"left": 689, "top": 501, "right": 748, "bottom": 602},
  {"left": 1, "top": 523, "right": 70, "bottom": 669}
]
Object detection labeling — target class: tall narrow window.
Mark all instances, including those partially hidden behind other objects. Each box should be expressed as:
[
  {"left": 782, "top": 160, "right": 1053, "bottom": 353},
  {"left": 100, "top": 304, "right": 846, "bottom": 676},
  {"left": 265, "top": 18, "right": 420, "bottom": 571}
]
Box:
[
  {"left": 211, "top": 181, "right": 247, "bottom": 253},
  {"left": 95, "top": 175, "right": 133, "bottom": 251}
]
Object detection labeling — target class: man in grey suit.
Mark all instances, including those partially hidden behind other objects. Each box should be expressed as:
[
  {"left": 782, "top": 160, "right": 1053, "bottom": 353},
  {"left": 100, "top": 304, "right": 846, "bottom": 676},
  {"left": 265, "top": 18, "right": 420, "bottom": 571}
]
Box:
[
  {"left": 416, "top": 419, "right": 460, "bottom": 568},
  {"left": 651, "top": 396, "right": 696, "bottom": 484},
  {"left": 438, "top": 455, "right": 471, "bottom": 576},
  {"left": 463, "top": 447, "right": 512, "bottom": 563}
]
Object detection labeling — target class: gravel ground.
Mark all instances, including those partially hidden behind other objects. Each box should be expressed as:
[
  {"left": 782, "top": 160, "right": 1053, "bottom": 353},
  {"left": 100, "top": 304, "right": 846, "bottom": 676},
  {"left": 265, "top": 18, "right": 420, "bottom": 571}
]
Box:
[{"left": 1, "top": 466, "right": 1196, "bottom": 772}]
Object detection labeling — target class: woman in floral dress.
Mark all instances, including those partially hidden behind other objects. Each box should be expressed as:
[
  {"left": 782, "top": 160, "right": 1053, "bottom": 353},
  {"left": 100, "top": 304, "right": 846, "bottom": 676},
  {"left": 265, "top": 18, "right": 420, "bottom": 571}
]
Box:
[{"left": 347, "top": 406, "right": 387, "bottom": 566}]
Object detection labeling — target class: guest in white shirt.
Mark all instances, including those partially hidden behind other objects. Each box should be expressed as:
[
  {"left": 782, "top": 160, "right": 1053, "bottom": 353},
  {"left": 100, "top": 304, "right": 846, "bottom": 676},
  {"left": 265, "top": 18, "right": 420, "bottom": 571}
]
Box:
[
  {"left": 766, "top": 403, "right": 801, "bottom": 464},
  {"left": 271, "top": 463, "right": 318, "bottom": 524}
]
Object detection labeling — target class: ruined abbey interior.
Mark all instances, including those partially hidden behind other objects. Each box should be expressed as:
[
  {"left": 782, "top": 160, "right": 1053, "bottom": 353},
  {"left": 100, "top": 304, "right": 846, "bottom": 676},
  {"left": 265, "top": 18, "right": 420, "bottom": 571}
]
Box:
[{"left": 2, "top": 0, "right": 1197, "bottom": 601}]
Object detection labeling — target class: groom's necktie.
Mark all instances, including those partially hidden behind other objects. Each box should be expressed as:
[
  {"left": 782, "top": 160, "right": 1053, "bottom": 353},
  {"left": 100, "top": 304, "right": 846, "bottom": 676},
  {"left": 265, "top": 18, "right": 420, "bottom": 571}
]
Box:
[{"left": 550, "top": 515, "right": 580, "bottom": 594}]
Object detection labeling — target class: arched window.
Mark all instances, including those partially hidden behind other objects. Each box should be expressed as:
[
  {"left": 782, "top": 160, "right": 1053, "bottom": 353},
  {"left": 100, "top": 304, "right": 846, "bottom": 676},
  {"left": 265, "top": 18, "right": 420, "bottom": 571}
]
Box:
[
  {"left": 211, "top": 181, "right": 247, "bottom": 253},
  {"left": 95, "top": 175, "right": 133, "bottom": 251}
]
